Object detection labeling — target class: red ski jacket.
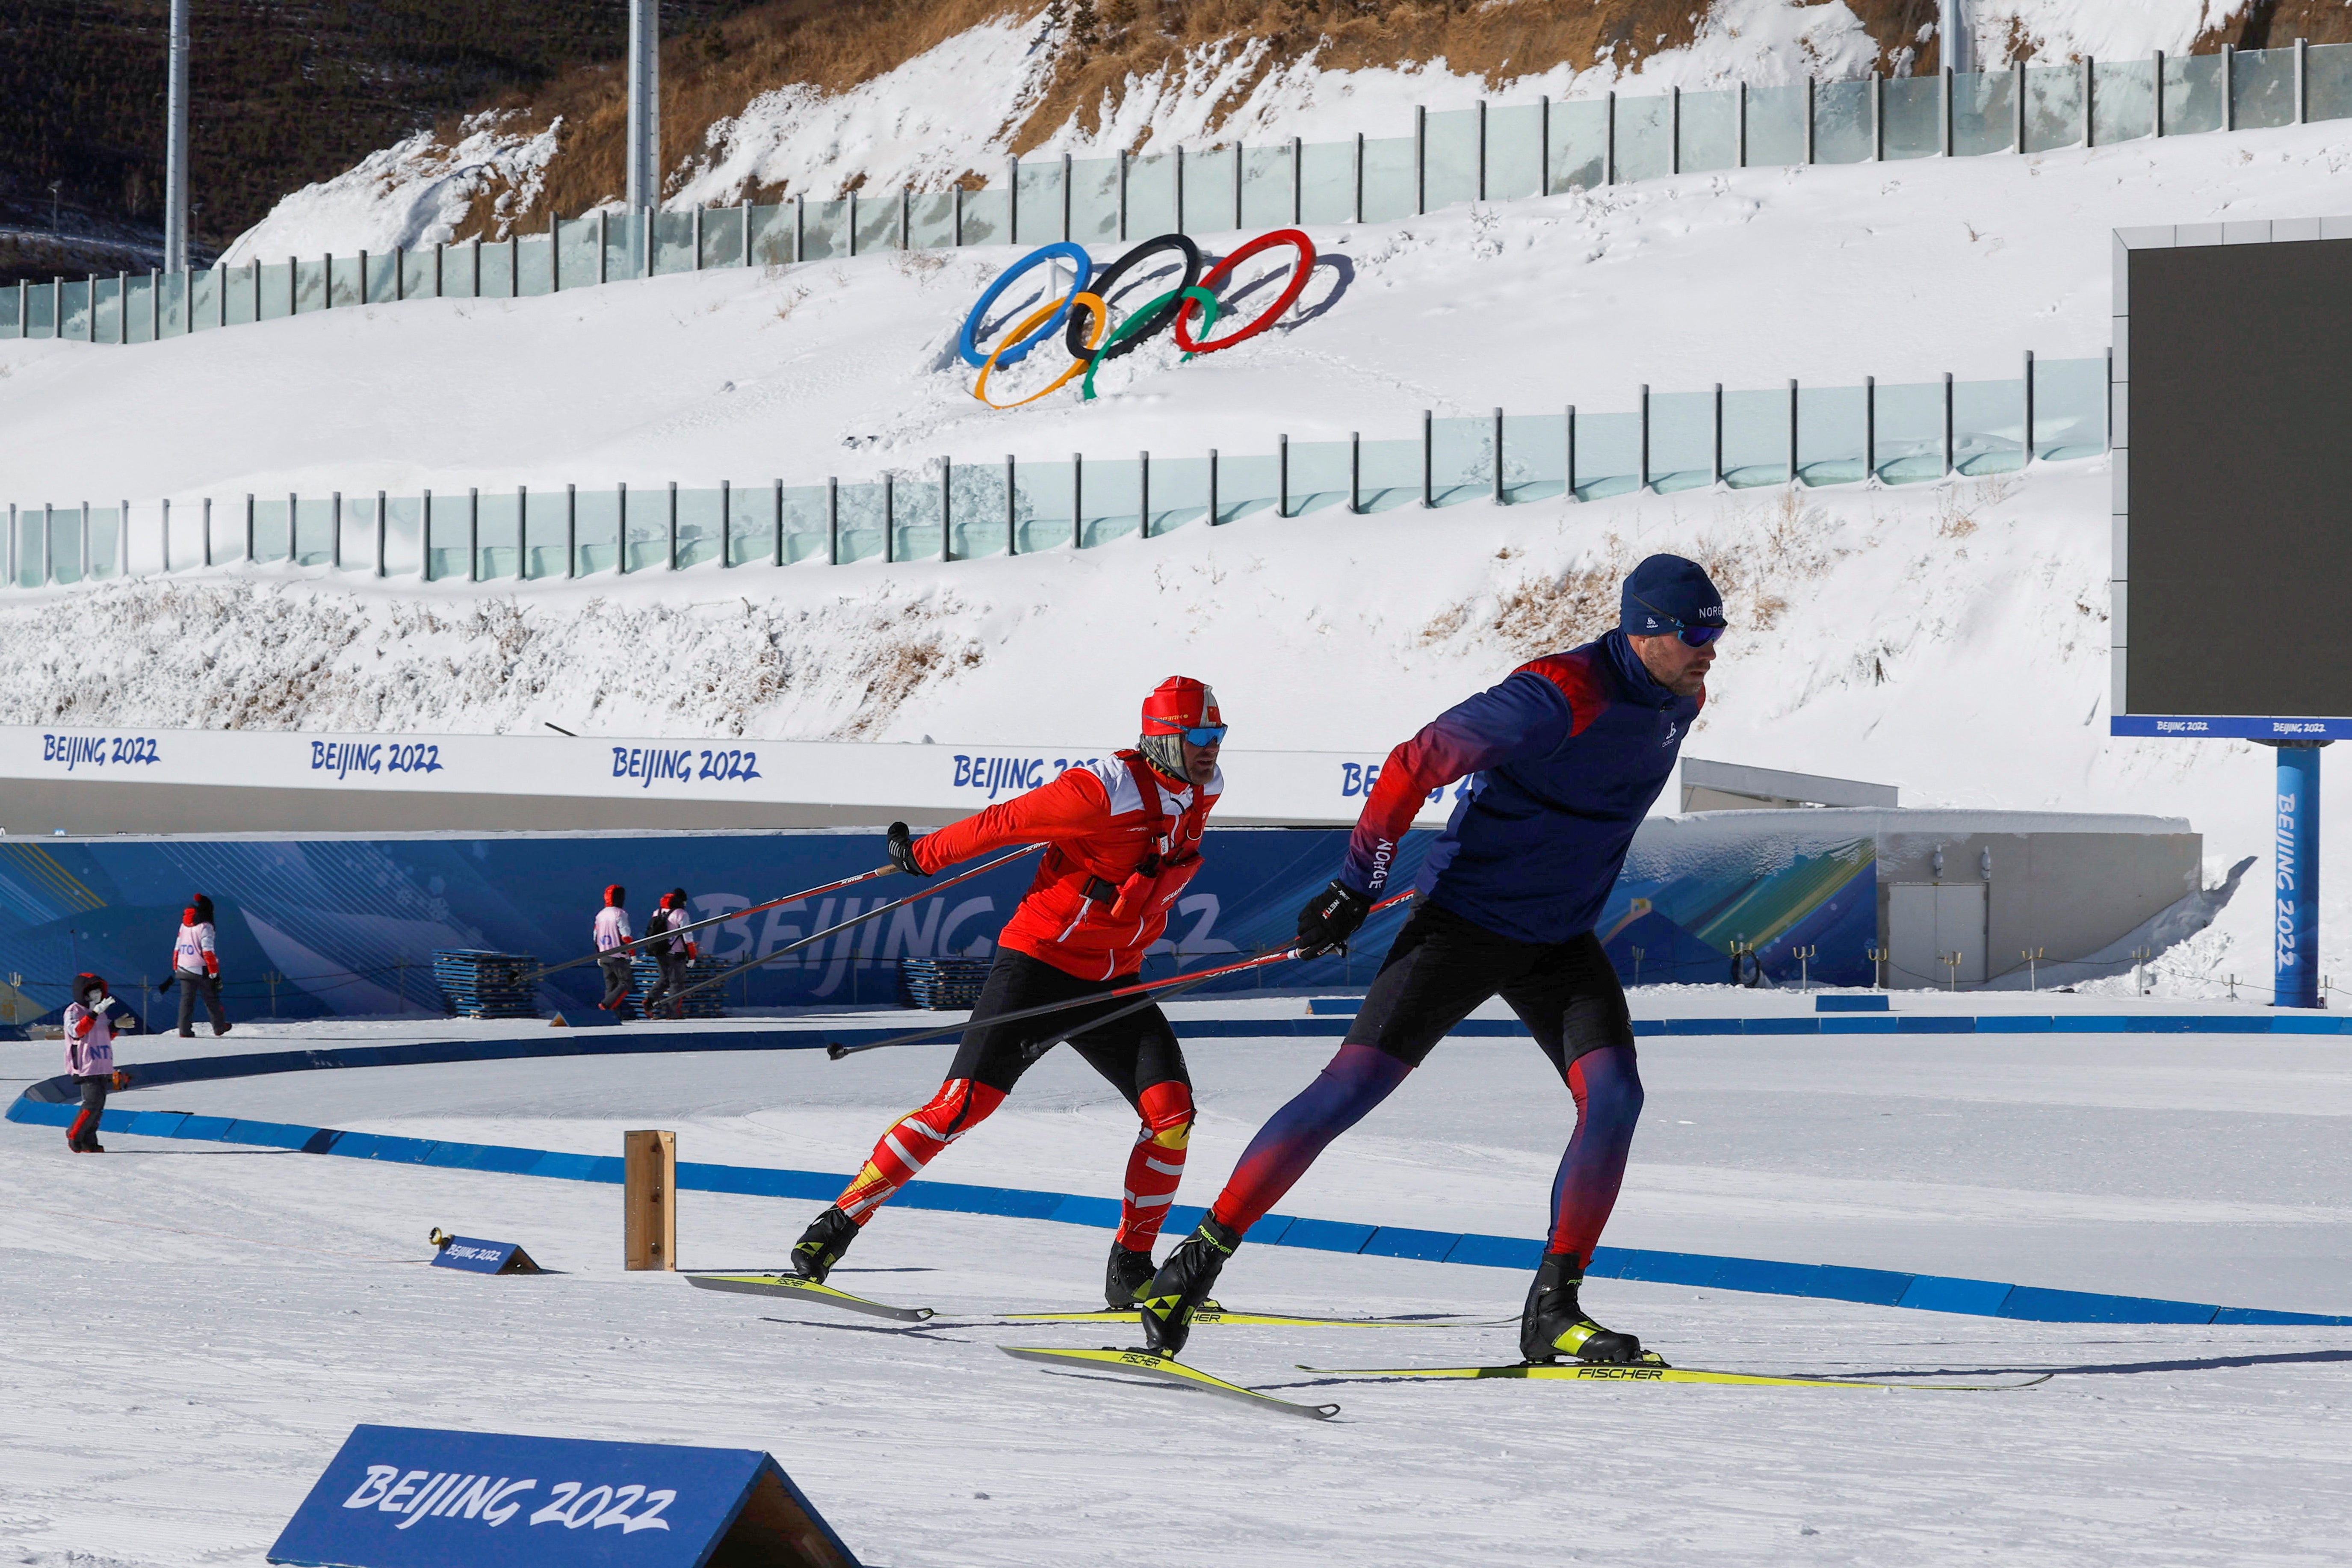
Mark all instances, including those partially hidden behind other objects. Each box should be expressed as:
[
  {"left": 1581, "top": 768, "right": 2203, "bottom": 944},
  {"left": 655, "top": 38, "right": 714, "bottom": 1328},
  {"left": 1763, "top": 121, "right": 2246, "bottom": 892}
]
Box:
[{"left": 913, "top": 751, "right": 1222, "bottom": 981}]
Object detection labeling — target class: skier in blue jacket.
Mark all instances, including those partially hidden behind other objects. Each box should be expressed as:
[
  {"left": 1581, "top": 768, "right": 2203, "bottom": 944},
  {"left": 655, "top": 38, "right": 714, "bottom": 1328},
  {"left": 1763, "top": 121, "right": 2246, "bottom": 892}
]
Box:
[{"left": 1139, "top": 553, "right": 1725, "bottom": 1364}]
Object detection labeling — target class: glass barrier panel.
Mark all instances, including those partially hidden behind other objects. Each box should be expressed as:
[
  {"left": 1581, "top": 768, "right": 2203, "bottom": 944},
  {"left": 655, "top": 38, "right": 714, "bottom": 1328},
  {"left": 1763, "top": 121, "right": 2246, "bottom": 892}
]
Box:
[
  {"left": 1066, "top": 156, "right": 1120, "bottom": 243},
  {"left": 365, "top": 249, "right": 399, "bottom": 304},
  {"left": 1480, "top": 103, "right": 1541, "bottom": 200},
  {"left": 48, "top": 506, "right": 85, "bottom": 584},
  {"left": 86, "top": 507, "right": 120, "bottom": 579},
  {"left": 294, "top": 496, "right": 337, "bottom": 566},
  {"left": 1183, "top": 146, "right": 1242, "bottom": 234},
  {"left": 123, "top": 275, "right": 151, "bottom": 343},
  {"left": 449, "top": 243, "right": 485, "bottom": 299},
  {"left": 1212, "top": 454, "right": 1279, "bottom": 525},
  {"left": 1953, "top": 377, "right": 2026, "bottom": 473},
  {"left": 604, "top": 212, "right": 646, "bottom": 280},
  {"left": 378, "top": 495, "right": 421, "bottom": 577},
  {"left": 725, "top": 482, "right": 770, "bottom": 566},
  {"left": 1797, "top": 385, "right": 1867, "bottom": 484},
  {"left": 293, "top": 258, "right": 327, "bottom": 313},
  {"left": 893, "top": 472, "right": 947, "bottom": 560},
  {"left": 623, "top": 485, "right": 670, "bottom": 571},
  {"left": 251, "top": 497, "right": 293, "bottom": 565},
  {"left": 801, "top": 200, "right": 849, "bottom": 261},
  {"left": 522, "top": 487, "right": 568, "bottom": 578},
  {"left": 2232, "top": 46, "right": 2296, "bottom": 130},
  {"left": 1720, "top": 387, "right": 1790, "bottom": 487},
  {"left": 1429, "top": 416, "right": 1492, "bottom": 507},
  {"left": 1873, "top": 381, "right": 1947, "bottom": 483},
  {"left": 1077, "top": 457, "right": 1141, "bottom": 546},
  {"left": 161, "top": 496, "right": 206, "bottom": 571},
  {"left": 1016, "top": 162, "right": 1065, "bottom": 243},
  {"left": 1812, "top": 79, "right": 1873, "bottom": 163},
  {"left": 2164, "top": 51, "right": 2224, "bottom": 135},
  {"left": 835, "top": 479, "right": 889, "bottom": 562},
  {"left": 474, "top": 490, "right": 520, "bottom": 579},
  {"left": 700, "top": 207, "right": 746, "bottom": 269},
  {"left": 556, "top": 217, "right": 602, "bottom": 288},
  {"left": 1499, "top": 413, "right": 1566, "bottom": 502},
  {"left": 25, "top": 283, "right": 55, "bottom": 337},
  {"left": 396, "top": 247, "right": 433, "bottom": 300},
  {"left": 1143, "top": 455, "right": 1209, "bottom": 537},
  {"left": 14, "top": 506, "right": 44, "bottom": 586},
  {"left": 2311, "top": 42, "right": 2352, "bottom": 122},
  {"left": 97, "top": 275, "right": 125, "bottom": 343},
  {"left": 1744, "top": 83, "right": 1806, "bottom": 166},
  {"left": 1285, "top": 440, "right": 1350, "bottom": 518},
  {"left": 221, "top": 265, "right": 254, "bottom": 325},
  {"left": 1678, "top": 89, "right": 1740, "bottom": 173},
  {"left": 856, "top": 193, "right": 903, "bottom": 254},
  {"left": 1423, "top": 107, "right": 1480, "bottom": 209},
  {"left": 749, "top": 202, "right": 797, "bottom": 265},
  {"left": 1242, "top": 143, "right": 1298, "bottom": 226},
  {"left": 175, "top": 270, "right": 203, "bottom": 334},
  {"left": 782, "top": 484, "right": 833, "bottom": 563},
  {"left": 1550, "top": 96, "right": 1609, "bottom": 190},
  {"left": 2094, "top": 59, "right": 2155, "bottom": 143},
  {"left": 2034, "top": 357, "right": 2108, "bottom": 459},
  {"left": 421, "top": 493, "right": 465, "bottom": 580},
  {"left": 1573, "top": 411, "right": 1642, "bottom": 499},
  {"left": 325, "top": 254, "right": 360, "bottom": 307},
  {"left": 959, "top": 187, "right": 1011, "bottom": 248},
  {"left": 1300, "top": 139, "right": 1356, "bottom": 222},
  {"left": 337, "top": 492, "right": 376, "bottom": 572},
  {"left": 1360, "top": 135, "right": 1417, "bottom": 221},
  {"left": 517, "top": 234, "right": 555, "bottom": 295},
  {"left": 676, "top": 487, "right": 725, "bottom": 568},
  {"left": 1880, "top": 75, "right": 1940, "bottom": 159},
  {"left": 2023, "top": 63, "right": 2085, "bottom": 151},
  {"left": 573, "top": 488, "right": 621, "bottom": 575},
  {"left": 1356, "top": 437, "right": 1422, "bottom": 512},
  {"left": 1649, "top": 392, "right": 1714, "bottom": 492},
  {"left": 908, "top": 190, "right": 960, "bottom": 251},
  {"left": 1615, "top": 94, "right": 1673, "bottom": 183},
  {"left": 653, "top": 211, "right": 696, "bottom": 274},
  {"left": 0, "top": 286, "right": 16, "bottom": 338},
  {"left": 1124, "top": 153, "right": 1177, "bottom": 237},
  {"left": 944, "top": 466, "right": 1008, "bottom": 559},
  {"left": 1952, "top": 69, "right": 2016, "bottom": 154},
  {"left": 59, "top": 279, "right": 92, "bottom": 339}
]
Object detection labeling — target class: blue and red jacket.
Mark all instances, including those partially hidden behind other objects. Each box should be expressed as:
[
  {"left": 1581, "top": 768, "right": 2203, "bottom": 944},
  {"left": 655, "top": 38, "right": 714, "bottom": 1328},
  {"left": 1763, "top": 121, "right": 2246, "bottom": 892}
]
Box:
[{"left": 1340, "top": 629, "right": 1700, "bottom": 944}]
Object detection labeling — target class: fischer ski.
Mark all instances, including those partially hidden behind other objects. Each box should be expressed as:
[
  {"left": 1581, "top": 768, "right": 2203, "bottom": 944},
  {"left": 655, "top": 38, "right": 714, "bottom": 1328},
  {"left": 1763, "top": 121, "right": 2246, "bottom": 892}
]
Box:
[
  {"left": 1296, "top": 1360, "right": 2055, "bottom": 1392},
  {"left": 999, "top": 1305, "right": 1502, "bottom": 1329},
  {"left": 1001, "top": 1345, "right": 1341, "bottom": 1420},
  {"left": 686, "top": 1273, "right": 935, "bottom": 1323}
]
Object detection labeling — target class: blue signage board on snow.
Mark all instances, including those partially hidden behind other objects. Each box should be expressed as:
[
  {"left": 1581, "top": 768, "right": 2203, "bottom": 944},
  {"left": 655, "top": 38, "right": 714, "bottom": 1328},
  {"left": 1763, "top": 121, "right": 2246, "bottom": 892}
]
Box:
[
  {"left": 268, "top": 1424, "right": 861, "bottom": 1567},
  {"left": 428, "top": 1236, "right": 541, "bottom": 1276}
]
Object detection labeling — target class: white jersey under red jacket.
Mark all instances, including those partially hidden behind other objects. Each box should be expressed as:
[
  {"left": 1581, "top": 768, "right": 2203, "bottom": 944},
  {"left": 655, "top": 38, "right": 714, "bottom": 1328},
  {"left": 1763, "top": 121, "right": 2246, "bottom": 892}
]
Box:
[
  {"left": 172, "top": 921, "right": 218, "bottom": 976},
  {"left": 911, "top": 750, "right": 1222, "bottom": 982},
  {"left": 593, "top": 907, "right": 634, "bottom": 952}
]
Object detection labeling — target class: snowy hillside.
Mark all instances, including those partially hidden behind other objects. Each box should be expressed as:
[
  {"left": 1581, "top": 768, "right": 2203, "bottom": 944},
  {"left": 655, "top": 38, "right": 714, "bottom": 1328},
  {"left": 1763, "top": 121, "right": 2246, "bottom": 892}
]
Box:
[{"left": 219, "top": 0, "right": 2256, "bottom": 262}]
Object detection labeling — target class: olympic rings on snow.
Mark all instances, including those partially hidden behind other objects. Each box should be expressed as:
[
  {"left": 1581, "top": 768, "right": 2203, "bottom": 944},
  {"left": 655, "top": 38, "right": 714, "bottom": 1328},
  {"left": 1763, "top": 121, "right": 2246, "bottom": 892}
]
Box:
[
  {"left": 961, "top": 230, "right": 1319, "bottom": 406},
  {"left": 957, "top": 241, "right": 1093, "bottom": 369},
  {"left": 974, "top": 292, "right": 1108, "bottom": 408},
  {"left": 1062, "top": 233, "right": 1203, "bottom": 364},
  {"left": 1173, "top": 228, "right": 1317, "bottom": 355}
]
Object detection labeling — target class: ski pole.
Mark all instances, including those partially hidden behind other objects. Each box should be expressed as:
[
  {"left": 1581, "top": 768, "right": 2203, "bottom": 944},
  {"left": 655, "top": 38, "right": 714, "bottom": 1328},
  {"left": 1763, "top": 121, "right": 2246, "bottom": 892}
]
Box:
[
  {"left": 654, "top": 843, "right": 1046, "bottom": 1011},
  {"left": 515, "top": 862, "right": 903, "bottom": 985},
  {"left": 823, "top": 889, "right": 1415, "bottom": 1060}
]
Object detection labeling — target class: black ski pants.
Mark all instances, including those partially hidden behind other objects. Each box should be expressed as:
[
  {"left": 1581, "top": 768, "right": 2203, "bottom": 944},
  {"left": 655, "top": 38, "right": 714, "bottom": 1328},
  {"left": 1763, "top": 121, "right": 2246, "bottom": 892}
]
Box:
[
  {"left": 1347, "top": 902, "right": 1635, "bottom": 1070},
  {"left": 175, "top": 969, "right": 228, "bottom": 1035},
  {"left": 948, "top": 950, "right": 1190, "bottom": 1106},
  {"left": 597, "top": 954, "right": 634, "bottom": 1011},
  {"left": 642, "top": 952, "right": 691, "bottom": 1015}
]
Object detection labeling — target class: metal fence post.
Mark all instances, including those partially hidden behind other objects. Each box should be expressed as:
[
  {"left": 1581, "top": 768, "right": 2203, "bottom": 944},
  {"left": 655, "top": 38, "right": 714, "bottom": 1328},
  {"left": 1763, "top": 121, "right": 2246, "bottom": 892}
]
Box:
[
  {"left": 41, "top": 503, "right": 51, "bottom": 584},
  {"left": 795, "top": 195, "right": 806, "bottom": 262},
  {"left": 1540, "top": 96, "right": 1552, "bottom": 192},
  {"left": 1669, "top": 87, "right": 1681, "bottom": 175},
  {"left": 1278, "top": 435, "right": 1289, "bottom": 519},
  {"left": 331, "top": 489, "right": 342, "bottom": 570},
  {"left": 598, "top": 212, "right": 609, "bottom": 284},
  {"left": 1606, "top": 92, "right": 1619, "bottom": 183},
  {"left": 1804, "top": 77, "right": 1816, "bottom": 163},
  {"left": 1206, "top": 449, "right": 1219, "bottom": 527},
  {"left": 468, "top": 487, "right": 480, "bottom": 581},
  {"left": 1421, "top": 410, "right": 1433, "bottom": 507},
  {"left": 1138, "top": 450, "right": 1151, "bottom": 538},
  {"left": 1005, "top": 456, "right": 1018, "bottom": 553},
  {"left": 1414, "top": 105, "right": 1427, "bottom": 213},
  {"left": 1864, "top": 375, "right": 1877, "bottom": 482},
  {"left": 283, "top": 492, "right": 294, "bottom": 568},
  {"left": 1943, "top": 372, "right": 1954, "bottom": 475},
  {"left": 160, "top": 497, "right": 170, "bottom": 574},
  {"left": 2083, "top": 56, "right": 2095, "bottom": 148},
  {"left": 1475, "top": 99, "right": 1488, "bottom": 201},
  {"left": 1291, "top": 135, "right": 1303, "bottom": 222},
  {"left": 614, "top": 481, "right": 626, "bottom": 576},
  {"left": 1117, "top": 151, "right": 1129, "bottom": 240},
  {"left": 847, "top": 191, "right": 859, "bottom": 257},
  {"left": 2014, "top": 60, "right": 2027, "bottom": 151},
  {"left": 2154, "top": 50, "right": 2166, "bottom": 138},
  {"left": 1353, "top": 133, "right": 1365, "bottom": 222},
  {"left": 900, "top": 189, "right": 911, "bottom": 251},
  {"left": 244, "top": 493, "right": 254, "bottom": 564},
  {"left": 1348, "top": 432, "right": 1360, "bottom": 515},
  {"left": 1712, "top": 384, "right": 1724, "bottom": 486},
  {"left": 1787, "top": 380, "right": 1800, "bottom": 485},
  {"left": 883, "top": 473, "right": 895, "bottom": 564},
  {"left": 1491, "top": 408, "right": 1504, "bottom": 504},
  {"left": 1737, "top": 83, "right": 1747, "bottom": 167},
  {"left": 2297, "top": 37, "right": 2310, "bottom": 124},
  {"left": 1233, "top": 142, "right": 1244, "bottom": 229},
  {"left": 2223, "top": 45, "right": 2235, "bottom": 133},
  {"left": 1174, "top": 146, "right": 1185, "bottom": 232},
  {"left": 565, "top": 484, "right": 576, "bottom": 578},
  {"left": 1941, "top": 67, "right": 1953, "bottom": 156},
  {"left": 827, "top": 477, "right": 840, "bottom": 564},
  {"left": 1061, "top": 153, "right": 1073, "bottom": 242},
  {"left": 941, "top": 458, "right": 953, "bottom": 561},
  {"left": 954, "top": 185, "right": 965, "bottom": 247},
  {"left": 1071, "top": 455, "right": 1083, "bottom": 543},
  {"left": 667, "top": 480, "right": 679, "bottom": 569},
  {"left": 1639, "top": 385, "right": 1652, "bottom": 491},
  {"left": 1566, "top": 405, "right": 1578, "bottom": 501},
  {"left": 1871, "top": 71, "right": 1884, "bottom": 160},
  {"left": 718, "top": 478, "right": 730, "bottom": 567},
  {"left": 515, "top": 484, "right": 529, "bottom": 580},
  {"left": 203, "top": 496, "right": 213, "bottom": 567},
  {"left": 1007, "top": 156, "right": 1019, "bottom": 245},
  {"left": 2023, "top": 349, "right": 2037, "bottom": 464}
]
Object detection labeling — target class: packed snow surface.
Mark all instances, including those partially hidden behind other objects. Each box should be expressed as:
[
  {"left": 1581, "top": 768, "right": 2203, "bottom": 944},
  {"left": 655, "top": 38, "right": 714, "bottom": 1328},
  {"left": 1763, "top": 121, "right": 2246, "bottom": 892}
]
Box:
[{"left": 5, "top": 1002, "right": 2349, "bottom": 1564}]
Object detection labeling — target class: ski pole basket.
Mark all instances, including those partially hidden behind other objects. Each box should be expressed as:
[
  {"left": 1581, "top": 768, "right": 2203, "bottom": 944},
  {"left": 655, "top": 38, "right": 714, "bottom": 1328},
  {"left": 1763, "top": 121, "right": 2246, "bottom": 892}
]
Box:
[
  {"left": 431, "top": 949, "right": 543, "bottom": 1020},
  {"left": 898, "top": 957, "right": 992, "bottom": 1009}
]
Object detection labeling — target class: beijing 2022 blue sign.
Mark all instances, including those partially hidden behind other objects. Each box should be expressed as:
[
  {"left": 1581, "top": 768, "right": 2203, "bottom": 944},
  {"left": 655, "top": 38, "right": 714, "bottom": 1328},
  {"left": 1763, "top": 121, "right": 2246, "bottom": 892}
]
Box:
[{"left": 267, "top": 1424, "right": 860, "bottom": 1567}]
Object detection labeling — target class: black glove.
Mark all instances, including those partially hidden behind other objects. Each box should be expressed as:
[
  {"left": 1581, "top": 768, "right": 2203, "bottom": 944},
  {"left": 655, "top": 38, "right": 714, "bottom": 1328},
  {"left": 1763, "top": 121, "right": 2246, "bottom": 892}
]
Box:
[
  {"left": 886, "top": 821, "right": 930, "bottom": 877},
  {"left": 1296, "top": 880, "right": 1373, "bottom": 956}
]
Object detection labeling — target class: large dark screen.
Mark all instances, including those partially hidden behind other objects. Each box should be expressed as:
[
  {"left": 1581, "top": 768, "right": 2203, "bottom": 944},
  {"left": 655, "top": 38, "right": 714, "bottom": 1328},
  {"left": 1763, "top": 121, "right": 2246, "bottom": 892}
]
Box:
[{"left": 2127, "top": 239, "right": 2352, "bottom": 718}]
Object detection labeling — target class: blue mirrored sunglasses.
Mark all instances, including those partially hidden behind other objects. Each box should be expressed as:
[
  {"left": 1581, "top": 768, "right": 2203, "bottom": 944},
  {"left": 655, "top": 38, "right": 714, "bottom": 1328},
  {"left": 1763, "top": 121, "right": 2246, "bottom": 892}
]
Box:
[
  {"left": 1675, "top": 624, "right": 1725, "bottom": 649},
  {"left": 1179, "top": 725, "right": 1227, "bottom": 745}
]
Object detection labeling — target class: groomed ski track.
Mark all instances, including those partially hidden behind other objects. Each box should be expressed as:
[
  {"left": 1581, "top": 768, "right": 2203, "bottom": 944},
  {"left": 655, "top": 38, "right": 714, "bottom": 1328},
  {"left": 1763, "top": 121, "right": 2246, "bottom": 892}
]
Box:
[{"left": 6, "top": 997, "right": 2349, "bottom": 1564}]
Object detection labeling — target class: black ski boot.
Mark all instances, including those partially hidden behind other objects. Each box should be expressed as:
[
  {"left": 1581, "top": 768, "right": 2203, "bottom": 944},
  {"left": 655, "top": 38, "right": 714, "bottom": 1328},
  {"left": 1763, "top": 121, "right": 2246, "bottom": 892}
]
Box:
[
  {"left": 1520, "top": 1250, "right": 1643, "bottom": 1364},
  {"left": 1105, "top": 1243, "right": 1157, "bottom": 1308},
  {"left": 789, "top": 1206, "right": 859, "bottom": 1283},
  {"left": 1136, "top": 1216, "right": 1240, "bottom": 1357}
]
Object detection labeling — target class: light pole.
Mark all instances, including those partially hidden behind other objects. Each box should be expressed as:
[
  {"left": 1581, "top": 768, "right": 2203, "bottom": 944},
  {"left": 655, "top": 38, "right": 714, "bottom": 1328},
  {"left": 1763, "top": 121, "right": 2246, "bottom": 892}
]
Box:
[
  {"left": 626, "top": 0, "right": 660, "bottom": 216},
  {"left": 164, "top": 0, "right": 191, "bottom": 272}
]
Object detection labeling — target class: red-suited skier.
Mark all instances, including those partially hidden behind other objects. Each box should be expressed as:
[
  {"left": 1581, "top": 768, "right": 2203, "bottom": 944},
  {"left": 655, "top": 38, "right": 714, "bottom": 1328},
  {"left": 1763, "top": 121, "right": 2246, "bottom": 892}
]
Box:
[
  {"left": 788, "top": 677, "right": 1228, "bottom": 1307},
  {"left": 1139, "top": 555, "right": 1725, "bottom": 1364}
]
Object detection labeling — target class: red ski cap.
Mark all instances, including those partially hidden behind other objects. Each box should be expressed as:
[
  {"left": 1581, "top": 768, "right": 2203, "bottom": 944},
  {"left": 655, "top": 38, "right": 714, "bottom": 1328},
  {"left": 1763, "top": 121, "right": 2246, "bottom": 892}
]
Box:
[{"left": 1141, "top": 676, "right": 1222, "bottom": 736}]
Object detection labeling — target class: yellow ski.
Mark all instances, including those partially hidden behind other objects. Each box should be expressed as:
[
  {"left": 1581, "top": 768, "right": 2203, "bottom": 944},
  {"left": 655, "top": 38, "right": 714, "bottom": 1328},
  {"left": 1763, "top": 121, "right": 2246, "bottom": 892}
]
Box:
[
  {"left": 1002, "top": 1345, "right": 1341, "bottom": 1420},
  {"left": 1297, "top": 1361, "right": 2054, "bottom": 1392},
  {"left": 686, "top": 1273, "right": 934, "bottom": 1322}
]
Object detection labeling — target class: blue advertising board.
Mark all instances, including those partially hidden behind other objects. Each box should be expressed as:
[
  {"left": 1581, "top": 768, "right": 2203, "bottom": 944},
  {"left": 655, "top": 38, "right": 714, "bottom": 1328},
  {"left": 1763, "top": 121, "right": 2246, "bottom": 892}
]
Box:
[{"left": 267, "top": 1424, "right": 860, "bottom": 1567}]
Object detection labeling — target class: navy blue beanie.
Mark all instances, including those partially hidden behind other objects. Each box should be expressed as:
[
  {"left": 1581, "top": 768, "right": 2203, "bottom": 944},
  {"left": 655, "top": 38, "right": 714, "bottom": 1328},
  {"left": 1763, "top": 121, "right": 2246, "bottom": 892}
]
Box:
[{"left": 1620, "top": 555, "right": 1726, "bottom": 635}]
